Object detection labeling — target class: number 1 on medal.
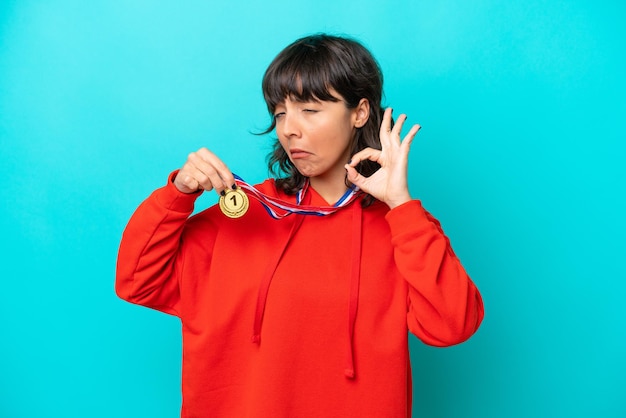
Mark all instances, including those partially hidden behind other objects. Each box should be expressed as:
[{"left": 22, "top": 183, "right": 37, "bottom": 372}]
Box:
[{"left": 219, "top": 187, "right": 249, "bottom": 218}]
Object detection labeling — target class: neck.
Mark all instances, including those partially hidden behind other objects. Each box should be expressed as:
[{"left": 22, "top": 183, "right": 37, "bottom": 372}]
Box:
[{"left": 309, "top": 176, "right": 350, "bottom": 205}]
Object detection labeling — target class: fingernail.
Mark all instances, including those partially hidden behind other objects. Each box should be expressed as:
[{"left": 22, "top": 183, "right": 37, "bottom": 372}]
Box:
[
  {"left": 231, "top": 184, "right": 237, "bottom": 190},
  {"left": 220, "top": 190, "right": 226, "bottom": 196}
]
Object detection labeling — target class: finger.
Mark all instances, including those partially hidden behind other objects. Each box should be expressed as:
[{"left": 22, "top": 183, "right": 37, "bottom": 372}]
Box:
[
  {"left": 344, "top": 163, "right": 366, "bottom": 188},
  {"left": 401, "top": 124, "right": 421, "bottom": 150},
  {"left": 195, "top": 148, "right": 235, "bottom": 188},
  {"left": 348, "top": 147, "right": 382, "bottom": 167},
  {"left": 392, "top": 114, "right": 408, "bottom": 139},
  {"left": 174, "top": 168, "right": 201, "bottom": 193},
  {"left": 184, "top": 160, "right": 218, "bottom": 192},
  {"left": 379, "top": 107, "right": 393, "bottom": 135},
  {"left": 345, "top": 163, "right": 379, "bottom": 197},
  {"left": 379, "top": 108, "right": 394, "bottom": 148},
  {"left": 193, "top": 148, "right": 236, "bottom": 193}
]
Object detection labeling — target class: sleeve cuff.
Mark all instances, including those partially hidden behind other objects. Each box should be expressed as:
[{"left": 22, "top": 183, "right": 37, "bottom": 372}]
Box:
[
  {"left": 153, "top": 170, "right": 203, "bottom": 213},
  {"left": 385, "top": 200, "right": 432, "bottom": 237}
]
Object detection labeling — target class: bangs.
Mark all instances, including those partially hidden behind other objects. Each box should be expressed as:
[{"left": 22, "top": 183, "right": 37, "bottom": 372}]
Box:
[{"left": 262, "top": 43, "right": 342, "bottom": 113}]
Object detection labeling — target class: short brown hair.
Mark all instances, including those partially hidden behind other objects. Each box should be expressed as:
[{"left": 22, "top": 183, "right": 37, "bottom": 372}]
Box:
[{"left": 262, "top": 34, "right": 385, "bottom": 204}]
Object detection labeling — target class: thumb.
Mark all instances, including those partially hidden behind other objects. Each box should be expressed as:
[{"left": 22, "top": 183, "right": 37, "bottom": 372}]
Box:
[{"left": 345, "top": 164, "right": 366, "bottom": 189}]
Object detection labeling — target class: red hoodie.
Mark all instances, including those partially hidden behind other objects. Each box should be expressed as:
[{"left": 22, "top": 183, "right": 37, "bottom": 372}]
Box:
[{"left": 116, "top": 173, "right": 484, "bottom": 418}]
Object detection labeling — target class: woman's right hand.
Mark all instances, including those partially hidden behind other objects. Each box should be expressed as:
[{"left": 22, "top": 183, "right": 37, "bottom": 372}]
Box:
[{"left": 173, "top": 148, "right": 236, "bottom": 195}]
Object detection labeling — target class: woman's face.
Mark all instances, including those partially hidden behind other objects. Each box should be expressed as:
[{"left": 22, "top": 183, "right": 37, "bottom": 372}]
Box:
[{"left": 274, "top": 92, "right": 368, "bottom": 186}]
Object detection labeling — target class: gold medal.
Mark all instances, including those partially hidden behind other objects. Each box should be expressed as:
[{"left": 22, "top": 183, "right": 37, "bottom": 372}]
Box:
[{"left": 219, "top": 187, "right": 249, "bottom": 218}]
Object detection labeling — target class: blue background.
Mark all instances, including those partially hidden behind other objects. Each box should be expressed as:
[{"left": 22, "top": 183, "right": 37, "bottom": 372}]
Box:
[{"left": 1, "top": 1, "right": 624, "bottom": 417}]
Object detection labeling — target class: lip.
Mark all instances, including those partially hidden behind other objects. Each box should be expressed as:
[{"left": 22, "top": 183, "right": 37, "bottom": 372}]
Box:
[{"left": 289, "top": 148, "right": 311, "bottom": 159}]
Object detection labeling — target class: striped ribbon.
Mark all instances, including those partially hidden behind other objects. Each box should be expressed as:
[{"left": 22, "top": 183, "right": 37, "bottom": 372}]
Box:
[{"left": 233, "top": 174, "right": 361, "bottom": 219}]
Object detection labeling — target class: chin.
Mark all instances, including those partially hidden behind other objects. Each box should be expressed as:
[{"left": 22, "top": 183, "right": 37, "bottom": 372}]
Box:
[{"left": 292, "top": 164, "right": 316, "bottom": 178}]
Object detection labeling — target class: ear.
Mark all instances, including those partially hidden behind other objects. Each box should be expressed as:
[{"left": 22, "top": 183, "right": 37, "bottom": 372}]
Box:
[{"left": 352, "top": 98, "right": 370, "bottom": 128}]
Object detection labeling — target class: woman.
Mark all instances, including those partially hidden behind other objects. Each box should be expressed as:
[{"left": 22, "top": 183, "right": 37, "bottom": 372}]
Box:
[{"left": 116, "top": 34, "right": 484, "bottom": 418}]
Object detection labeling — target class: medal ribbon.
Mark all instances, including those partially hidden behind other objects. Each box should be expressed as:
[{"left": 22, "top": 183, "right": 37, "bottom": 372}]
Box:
[{"left": 233, "top": 174, "right": 361, "bottom": 219}]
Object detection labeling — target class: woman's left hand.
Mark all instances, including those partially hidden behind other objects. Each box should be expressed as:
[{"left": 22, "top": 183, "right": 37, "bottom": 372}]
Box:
[{"left": 345, "top": 108, "right": 421, "bottom": 209}]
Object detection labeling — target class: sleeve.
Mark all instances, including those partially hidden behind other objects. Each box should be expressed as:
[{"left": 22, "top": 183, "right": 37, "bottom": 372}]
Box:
[
  {"left": 115, "top": 171, "right": 202, "bottom": 317},
  {"left": 385, "top": 200, "right": 484, "bottom": 347}
]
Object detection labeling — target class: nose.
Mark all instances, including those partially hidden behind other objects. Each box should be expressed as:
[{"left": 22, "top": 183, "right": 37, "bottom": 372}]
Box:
[{"left": 281, "top": 113, "right": 301, "bottom": 138}]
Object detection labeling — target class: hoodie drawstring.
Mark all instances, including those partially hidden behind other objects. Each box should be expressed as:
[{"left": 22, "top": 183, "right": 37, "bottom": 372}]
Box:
[{"left": 344, "top": 201, "right": 362, "bottom": 379}]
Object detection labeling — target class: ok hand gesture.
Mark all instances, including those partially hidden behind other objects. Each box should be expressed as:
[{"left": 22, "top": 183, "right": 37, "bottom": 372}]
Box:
[{"left": 345, "top": 108, "right": 421, "bottom": 209}]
